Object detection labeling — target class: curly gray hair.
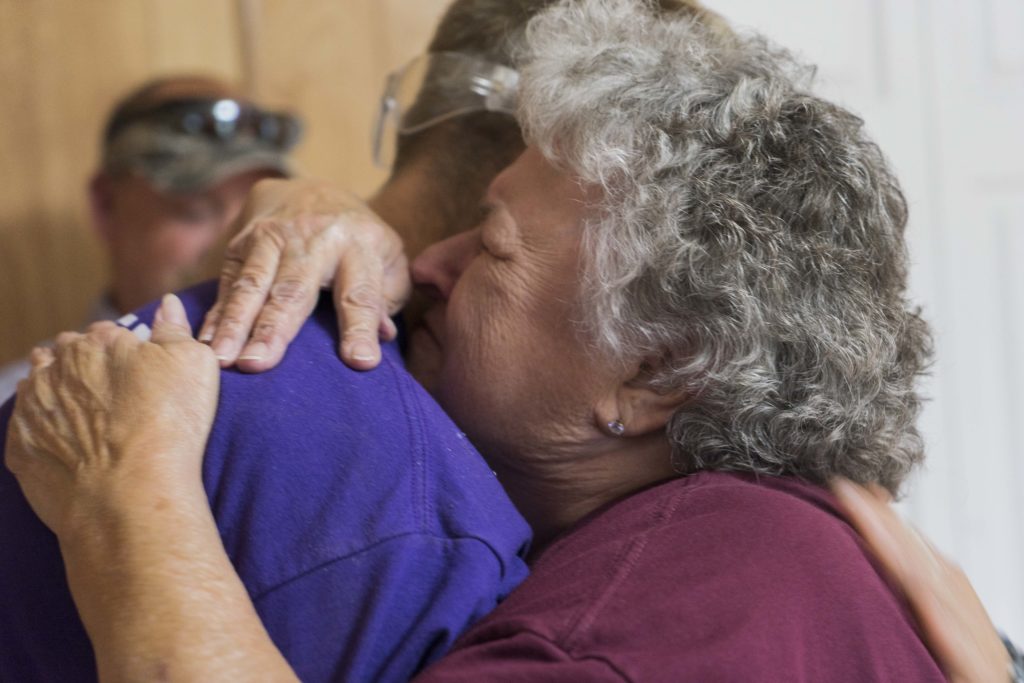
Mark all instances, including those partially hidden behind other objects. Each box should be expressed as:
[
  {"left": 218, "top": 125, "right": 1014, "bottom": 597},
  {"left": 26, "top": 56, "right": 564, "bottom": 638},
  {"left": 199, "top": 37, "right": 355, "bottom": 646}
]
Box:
[{"left": 518, "top": 0, "right": 932, "bottom": 494}]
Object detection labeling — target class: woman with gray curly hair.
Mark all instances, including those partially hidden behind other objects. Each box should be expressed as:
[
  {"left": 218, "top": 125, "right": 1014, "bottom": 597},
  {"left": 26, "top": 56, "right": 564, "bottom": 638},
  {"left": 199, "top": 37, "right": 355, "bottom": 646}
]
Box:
[
  {"left": 10, "top": 0, "right": 1006, "bottom": 680},
  {"left": 514, "top": 0, "right": 931, "bottom": 497}
]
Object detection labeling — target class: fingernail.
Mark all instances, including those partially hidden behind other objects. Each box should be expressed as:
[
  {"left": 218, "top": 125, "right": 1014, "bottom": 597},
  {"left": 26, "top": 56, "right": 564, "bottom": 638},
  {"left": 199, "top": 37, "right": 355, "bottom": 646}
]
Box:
[
  {"left": 198, "top": 330, "right": 214, "bottom": 343},
  {"left": 239, "top": 341, "right": 267, "bottom": 362},
  {"left": 211, "top": 340, "right": 232, "bottom": 362},
  {"left": 350, "top": 341, "right": 377, "bottom": 361},
  {"left": 154, "top": 298, "right": 168, "bottom": 324}
]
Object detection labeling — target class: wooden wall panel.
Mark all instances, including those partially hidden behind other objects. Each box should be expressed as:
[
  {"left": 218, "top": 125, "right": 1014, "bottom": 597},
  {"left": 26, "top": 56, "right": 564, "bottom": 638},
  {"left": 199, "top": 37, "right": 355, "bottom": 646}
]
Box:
[
  {"left": 0, "top": 1, "right": 240, "bottom": 364},
  {"left": 0, "top": 0, "right": 450, "bottom": 365},
  {"left": 146, "top": 0, "right": 244, "bottom": 76},
  {"left": 243, "top": 0, "right": 450, "bottom": 193}
]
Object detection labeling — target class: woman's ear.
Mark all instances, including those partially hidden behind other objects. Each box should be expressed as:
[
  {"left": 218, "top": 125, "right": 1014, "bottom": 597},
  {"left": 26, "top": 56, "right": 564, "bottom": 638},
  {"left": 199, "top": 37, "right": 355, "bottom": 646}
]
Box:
[{"left": 594, "top": 361, "right": 687, "bottom": 438}]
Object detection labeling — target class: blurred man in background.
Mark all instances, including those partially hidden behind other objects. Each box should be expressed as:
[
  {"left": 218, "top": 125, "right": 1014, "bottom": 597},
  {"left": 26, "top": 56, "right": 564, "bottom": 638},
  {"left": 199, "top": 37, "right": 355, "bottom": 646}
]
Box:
[{"left": 0, "top": 74, "right": 301, "bottom": 399}]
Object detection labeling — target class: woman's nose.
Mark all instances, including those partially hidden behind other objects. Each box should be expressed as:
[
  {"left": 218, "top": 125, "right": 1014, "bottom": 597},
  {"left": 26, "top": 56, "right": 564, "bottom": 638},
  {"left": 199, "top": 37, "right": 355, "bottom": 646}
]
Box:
[{"left": 410, "top": 229, "right": 481, "bottom": 300}]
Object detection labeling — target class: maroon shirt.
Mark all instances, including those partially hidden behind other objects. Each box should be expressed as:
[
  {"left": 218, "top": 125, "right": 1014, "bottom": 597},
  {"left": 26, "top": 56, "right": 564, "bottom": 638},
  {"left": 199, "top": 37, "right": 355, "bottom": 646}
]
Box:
[{"left": 417, "top": 471, "right": 945, "bottom": 682}]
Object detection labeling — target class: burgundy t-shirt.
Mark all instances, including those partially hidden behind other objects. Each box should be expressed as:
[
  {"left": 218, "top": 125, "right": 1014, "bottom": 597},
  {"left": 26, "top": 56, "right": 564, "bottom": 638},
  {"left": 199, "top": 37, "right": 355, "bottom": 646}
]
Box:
[{"left": 417, "top": 471, "right": 945, "bottom": 682}]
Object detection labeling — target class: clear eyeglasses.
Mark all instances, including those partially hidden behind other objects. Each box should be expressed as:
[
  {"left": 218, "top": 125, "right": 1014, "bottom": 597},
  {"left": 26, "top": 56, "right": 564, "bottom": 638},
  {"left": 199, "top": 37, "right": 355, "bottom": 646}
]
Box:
[{"left": 372, "top": 52, "right": 519, "bottom": 168}]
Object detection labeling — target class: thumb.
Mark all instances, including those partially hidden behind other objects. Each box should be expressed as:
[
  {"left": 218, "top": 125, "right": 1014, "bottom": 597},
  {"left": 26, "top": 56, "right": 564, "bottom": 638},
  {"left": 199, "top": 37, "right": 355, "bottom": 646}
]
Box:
[{"left": 152, "top": 293, "right": 194, "bottom": 344}]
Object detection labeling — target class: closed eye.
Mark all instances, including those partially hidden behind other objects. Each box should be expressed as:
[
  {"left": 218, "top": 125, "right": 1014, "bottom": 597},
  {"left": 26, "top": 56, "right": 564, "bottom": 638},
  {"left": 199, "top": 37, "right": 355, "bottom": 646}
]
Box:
[{"left": 475, "top": 203, "right": 509, "bottom": 260}]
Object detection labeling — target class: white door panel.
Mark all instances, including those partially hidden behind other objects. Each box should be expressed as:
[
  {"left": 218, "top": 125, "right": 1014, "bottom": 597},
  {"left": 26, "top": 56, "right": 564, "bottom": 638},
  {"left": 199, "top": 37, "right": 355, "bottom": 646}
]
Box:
[{"left": 711, "top": 0, "right": 1024, "bottom": 642}]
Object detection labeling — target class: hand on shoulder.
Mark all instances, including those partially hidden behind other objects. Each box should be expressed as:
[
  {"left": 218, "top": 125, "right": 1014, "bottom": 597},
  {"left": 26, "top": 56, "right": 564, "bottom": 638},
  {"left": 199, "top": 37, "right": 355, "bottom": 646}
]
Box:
[
  {"left": 199, "top": 178, "right": 409, "bottom": 373},
  {"left": 831, "top": 479, "right": 1014, "bottom": 683},
  {"left": 5, "top": 293, "right": 219, "bottom": 540}
]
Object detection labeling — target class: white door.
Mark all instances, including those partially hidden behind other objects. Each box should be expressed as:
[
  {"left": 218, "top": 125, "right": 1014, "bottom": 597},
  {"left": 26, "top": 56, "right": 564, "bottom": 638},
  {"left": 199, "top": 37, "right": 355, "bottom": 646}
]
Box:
[{"left": 710, "top": 0, "right": 1024, "bottom": 642}]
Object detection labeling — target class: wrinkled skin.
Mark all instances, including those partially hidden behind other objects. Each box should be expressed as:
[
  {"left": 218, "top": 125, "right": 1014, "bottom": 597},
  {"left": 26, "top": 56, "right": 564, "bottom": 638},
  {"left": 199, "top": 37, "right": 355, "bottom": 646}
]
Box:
[
  {"left": 3, "top": 297, "right": 299, "bottom": 682},
  {"left": 408, "top": 148, "right": 610, "bottom": 464},
  {"left": 5, "top": 171, "right": 1013, "bottom": 682},
  {"left": 6, "top": 296, "right": 219, "bottom": 541},
  {"left": 198, "top": 177, "right": 408, "bottom": 372},
  {"left": 194, "top": 164, "right": 1017, "bottom": 683}
]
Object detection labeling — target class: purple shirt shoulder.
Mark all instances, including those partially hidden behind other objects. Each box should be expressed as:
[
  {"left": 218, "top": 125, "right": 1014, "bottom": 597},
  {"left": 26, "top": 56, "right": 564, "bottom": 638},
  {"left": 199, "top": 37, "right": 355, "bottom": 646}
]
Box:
[
  {"left": 417, "top": 471, "right": 944, "bottom": 682},
  {"left": 0, "top": 281, "right": 530, "bottom": 683}
]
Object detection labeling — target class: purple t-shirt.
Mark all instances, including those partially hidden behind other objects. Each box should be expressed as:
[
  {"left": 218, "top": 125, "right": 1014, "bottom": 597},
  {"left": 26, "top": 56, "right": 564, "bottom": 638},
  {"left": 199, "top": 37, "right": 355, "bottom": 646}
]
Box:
[
  {"left": 0, "top": 281, "right": 531, "bottom": 682},
  {"left": 417, "top": 472, "right": 945, "bottom": 682}
]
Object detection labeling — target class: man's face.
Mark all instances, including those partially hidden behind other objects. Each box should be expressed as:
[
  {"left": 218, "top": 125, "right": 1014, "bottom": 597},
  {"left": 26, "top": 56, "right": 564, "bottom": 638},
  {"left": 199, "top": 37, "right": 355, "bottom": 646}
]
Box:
[{"left": 98, "top": 169, "right": 274, "bottom": 310}]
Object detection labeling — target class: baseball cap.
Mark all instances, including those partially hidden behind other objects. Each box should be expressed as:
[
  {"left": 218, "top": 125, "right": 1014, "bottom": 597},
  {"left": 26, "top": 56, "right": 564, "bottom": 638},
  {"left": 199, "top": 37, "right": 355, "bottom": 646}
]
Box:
[{"left": 102, "top": 98, "right": 303, "bottom": 193}]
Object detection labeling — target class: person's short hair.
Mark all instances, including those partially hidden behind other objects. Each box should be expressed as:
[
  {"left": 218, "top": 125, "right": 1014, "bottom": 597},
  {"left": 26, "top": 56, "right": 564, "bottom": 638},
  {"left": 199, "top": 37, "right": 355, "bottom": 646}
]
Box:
[
  {"left": 519, "top": 0, "right": 932, "bottom": 494},
  {"left": 387, "top": 1, "right": 551, "bottom": 230},
  {"left": 393, "top": 0, "right": 722, "bottom": 231}
]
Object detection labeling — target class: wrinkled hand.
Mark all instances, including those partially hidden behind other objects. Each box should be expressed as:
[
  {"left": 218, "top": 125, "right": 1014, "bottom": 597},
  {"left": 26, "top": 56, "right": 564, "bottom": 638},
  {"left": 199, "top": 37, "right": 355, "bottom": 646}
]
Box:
[
  {"left": 199, "top": 177, "right": 410, "bottom": 372},
  {"left": 5, "top": 294, "right": 220, "bottom": 542},
  {"left": 831, "top": 479, "right": 1011, "bottom": 683}
]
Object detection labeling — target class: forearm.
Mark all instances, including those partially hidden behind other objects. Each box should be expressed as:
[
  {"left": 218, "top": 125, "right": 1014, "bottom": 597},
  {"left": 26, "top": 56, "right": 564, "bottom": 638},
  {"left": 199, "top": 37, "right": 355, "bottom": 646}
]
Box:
[{"left": 60, "top": 481, "right": 298, "bottom": 683}]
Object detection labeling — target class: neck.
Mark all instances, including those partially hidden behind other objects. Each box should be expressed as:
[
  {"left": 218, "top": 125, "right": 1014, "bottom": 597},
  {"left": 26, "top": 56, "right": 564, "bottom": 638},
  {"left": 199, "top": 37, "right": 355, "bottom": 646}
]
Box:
[{"left": 493, "top": 433, "right": 677, "bottom": 559}]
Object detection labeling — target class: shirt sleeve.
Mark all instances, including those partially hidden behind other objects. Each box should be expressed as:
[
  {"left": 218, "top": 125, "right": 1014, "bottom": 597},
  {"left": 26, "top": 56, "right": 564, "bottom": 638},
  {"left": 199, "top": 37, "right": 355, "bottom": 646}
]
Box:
[
  {"left": 1004, "top": 633, "right": 1024, "bottom": 683},
  {"left": 412, "top": 629, "right": 628, "bottom": 683},
  {"left": 0, "top": 356, "right": 31, "bottom": 403},
  {"left": 252, "top": 532, "right": 518, "bottom": 683}
]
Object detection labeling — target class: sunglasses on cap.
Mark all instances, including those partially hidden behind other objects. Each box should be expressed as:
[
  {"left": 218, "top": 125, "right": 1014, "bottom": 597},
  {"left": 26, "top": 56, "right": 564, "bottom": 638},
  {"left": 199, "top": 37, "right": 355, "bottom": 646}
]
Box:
[
  {"left": 105, "top": 98, "right": 303, "bottom": 151},
  {"left": 372, "top": 52, "right": 519, "bottom": 169}
]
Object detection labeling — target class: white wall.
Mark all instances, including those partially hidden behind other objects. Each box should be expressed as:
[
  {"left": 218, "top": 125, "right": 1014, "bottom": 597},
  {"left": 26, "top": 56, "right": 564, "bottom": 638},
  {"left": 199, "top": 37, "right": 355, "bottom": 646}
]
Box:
[{"left": 710, "top": 0, "right": 1024, "bottom": 643}]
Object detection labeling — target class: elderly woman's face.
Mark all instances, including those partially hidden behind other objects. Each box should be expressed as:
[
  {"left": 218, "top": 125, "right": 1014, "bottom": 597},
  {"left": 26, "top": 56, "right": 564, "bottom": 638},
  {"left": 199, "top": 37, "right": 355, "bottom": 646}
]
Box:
[{"left": 408, "top": 147, "right": 615, "bottom": 462}]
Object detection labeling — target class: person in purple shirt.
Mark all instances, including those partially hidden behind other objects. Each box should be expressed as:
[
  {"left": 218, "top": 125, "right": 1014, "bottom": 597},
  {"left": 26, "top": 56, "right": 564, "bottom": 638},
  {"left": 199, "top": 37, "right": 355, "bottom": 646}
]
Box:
[
  {"left": 0, "top": 285, "right": 529, "bottom": 682},
  {"left": 0, "top": 2, "right": 533, "bottom": 681},
  {"left": 4, "top": 0, "right": 1020, "bottom": 681}
]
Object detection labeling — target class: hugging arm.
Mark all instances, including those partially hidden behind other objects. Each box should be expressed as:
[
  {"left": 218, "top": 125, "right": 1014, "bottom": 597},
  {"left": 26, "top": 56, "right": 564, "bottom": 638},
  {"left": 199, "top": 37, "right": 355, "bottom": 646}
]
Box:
[
  {"left": 4, "top": 296, "right": 298, "bottom": 683},
  {"left": 4, "top": 298, "right": 1014, "bottom": 681},
  {"left": 831, "top": 479, "right": 1018, "bottom": 683}
]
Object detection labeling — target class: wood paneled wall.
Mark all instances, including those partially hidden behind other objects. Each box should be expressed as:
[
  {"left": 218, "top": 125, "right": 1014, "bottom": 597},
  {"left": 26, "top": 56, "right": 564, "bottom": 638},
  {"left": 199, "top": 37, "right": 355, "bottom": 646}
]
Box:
[{"left": 0, "top": 0, "right": 449, "bottom": 364}]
